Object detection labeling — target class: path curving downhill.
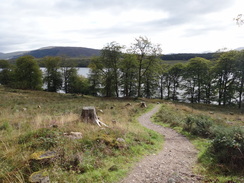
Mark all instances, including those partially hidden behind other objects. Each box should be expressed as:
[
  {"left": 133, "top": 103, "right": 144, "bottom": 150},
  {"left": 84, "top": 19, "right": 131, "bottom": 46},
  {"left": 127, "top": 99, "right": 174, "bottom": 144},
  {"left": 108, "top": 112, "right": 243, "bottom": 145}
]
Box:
[{"left": 120, "top": 105, "right": 202, "bottom": 183}]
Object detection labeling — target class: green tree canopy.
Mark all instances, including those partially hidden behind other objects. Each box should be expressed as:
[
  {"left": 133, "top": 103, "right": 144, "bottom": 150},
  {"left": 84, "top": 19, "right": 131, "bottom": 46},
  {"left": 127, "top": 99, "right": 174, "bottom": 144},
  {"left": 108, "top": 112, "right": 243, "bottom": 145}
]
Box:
[
  {"left": 214, "top": 51, "right": 238, "bottom": 106},
  {"left": 0, "top": 60, "right": 15, "bottom": 86},
  {"left": 89, "top": 42, "right": 123, "bottom": 97},
  {"left": 14, "top": 55, "right": 42, "bottom": 90},
  {"left": 129, "top": 36, "right": 162, "bottom": 97},
  {"left": 183, "top": 57, "right": 211, "bottom": 103},
  {"left": 43, "top": 56, "right": 63, "bottom": 92}
]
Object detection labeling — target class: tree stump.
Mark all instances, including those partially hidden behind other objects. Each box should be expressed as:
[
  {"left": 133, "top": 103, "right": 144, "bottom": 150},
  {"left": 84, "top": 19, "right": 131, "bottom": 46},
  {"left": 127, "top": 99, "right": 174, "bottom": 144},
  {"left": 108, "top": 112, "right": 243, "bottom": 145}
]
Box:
[
  {"left": 140, "top": 102, "right": 147, "bottom": 108},
  {"left": 81, "top": 106, "right": 108, "bottom": 127}
]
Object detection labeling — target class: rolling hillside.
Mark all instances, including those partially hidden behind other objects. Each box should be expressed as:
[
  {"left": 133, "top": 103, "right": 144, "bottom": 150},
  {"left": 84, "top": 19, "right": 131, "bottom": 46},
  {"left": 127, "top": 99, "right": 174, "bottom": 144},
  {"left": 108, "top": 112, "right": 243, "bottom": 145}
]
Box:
[
  {"left": 0, "top": 46, "right": 100, "bottom": 59},
  {"left": 1, "top": 46, "right": 238, "bottom": 62}
]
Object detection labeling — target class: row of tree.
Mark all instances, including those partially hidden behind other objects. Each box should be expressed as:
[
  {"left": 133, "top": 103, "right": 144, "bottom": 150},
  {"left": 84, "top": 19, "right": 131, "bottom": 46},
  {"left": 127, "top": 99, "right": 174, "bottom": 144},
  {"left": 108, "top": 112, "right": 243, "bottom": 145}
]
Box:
[
  {"left": 0, "top": 36, "right": 244, "bottom": 109},
  {"left": 0, "top": 55, "right": 90, "bottom": 94},
  {"left": 88, "top": 37, "right": 244, "bottom": 108},
  {"left": 89, "top": 36, "right": 162, "bottom": 98},
  {"left": 159, "top": 50, "right": 244, "bottom": 108}
]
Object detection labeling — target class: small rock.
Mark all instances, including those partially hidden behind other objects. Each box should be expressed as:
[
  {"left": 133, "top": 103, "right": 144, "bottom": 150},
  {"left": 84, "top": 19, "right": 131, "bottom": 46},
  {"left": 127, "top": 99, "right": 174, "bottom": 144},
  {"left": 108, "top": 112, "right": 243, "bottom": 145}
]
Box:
[
  {"left": 226, "top": 121, "right": 233, "bottom": 125},
  {"left": 98, "top": 109, "right": 104, "bottom": 113},
  {"left": 125, "top": 103, "right": 132, "bottom": 106},
  {"left": 38, "top": 105, "right": 41, "bottom": 109},
  {"left": 209, "top": 111, "right": 214, "bottom": 114},
  {"left": 29, "top": 170, "right": 50, "bottom": 183},
  {"left": 112, "top": 120, "right": 117, "bottom": 124},
  {"left": 64, "top": 132, "right": 82, "bottom": 139},
  {"left": 23, "top": 108, "right": 27, "bottom": 111},
  {"left": 157, "top": 102, "right": 160, "bottom": 104},
  {"left": 50, "top": 124, "right": 58, "bottom": 128},
  {"left": 116, "top": 138, "right": 125, "bottom": 143},
  {"left": 30, "top": 151, "right": 57, "bottom": 160}
]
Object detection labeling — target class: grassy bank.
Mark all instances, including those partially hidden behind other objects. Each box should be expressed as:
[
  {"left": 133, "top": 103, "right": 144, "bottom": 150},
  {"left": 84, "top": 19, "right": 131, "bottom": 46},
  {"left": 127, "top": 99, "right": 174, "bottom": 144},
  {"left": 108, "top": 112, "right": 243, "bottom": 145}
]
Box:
[
  {"left": 0, "top": 86, "right": 163, "bottom": 183},
  {"left": 154, "top": 102, "right": 244, "bottom": 183}
]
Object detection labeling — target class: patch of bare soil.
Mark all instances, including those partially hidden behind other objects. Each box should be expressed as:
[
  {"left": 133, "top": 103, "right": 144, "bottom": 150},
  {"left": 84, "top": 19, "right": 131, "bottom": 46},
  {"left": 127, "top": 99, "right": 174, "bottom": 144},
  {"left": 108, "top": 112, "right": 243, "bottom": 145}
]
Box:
[{"left": 120, "top": 105, "right": 202, "bottom": 183}]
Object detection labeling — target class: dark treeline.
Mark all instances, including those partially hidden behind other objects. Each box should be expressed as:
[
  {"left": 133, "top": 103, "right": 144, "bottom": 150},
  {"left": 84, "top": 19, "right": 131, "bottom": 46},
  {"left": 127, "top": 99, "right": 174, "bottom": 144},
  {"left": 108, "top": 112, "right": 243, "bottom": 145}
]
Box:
[
  {"left": 7, "top": 57, "right": 91, "bottom": 67},
  {"left": 1, "top": 37, "right": 244, "bottom": 109},
  {"left": 37, "top": 57, "right": 91, "bottom": 67},
  {"left": 161, "top": 52, "right": 214, "bottom": 61}
]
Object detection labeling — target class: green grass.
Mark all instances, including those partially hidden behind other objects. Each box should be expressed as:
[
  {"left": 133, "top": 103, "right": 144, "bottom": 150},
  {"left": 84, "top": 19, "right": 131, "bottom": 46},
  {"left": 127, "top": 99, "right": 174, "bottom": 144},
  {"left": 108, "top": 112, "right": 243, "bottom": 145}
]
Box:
[
  {"left": 153, "top": 102, "right": 244, "bottom": 183},
  {"left": 0, "top": 86, "right": 163, "bottom": 183}
]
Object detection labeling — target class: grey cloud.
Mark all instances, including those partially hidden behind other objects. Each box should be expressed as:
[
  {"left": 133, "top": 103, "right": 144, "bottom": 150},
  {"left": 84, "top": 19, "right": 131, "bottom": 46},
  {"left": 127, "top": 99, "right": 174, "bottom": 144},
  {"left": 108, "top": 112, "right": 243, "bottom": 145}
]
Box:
[{"left": 0, "top": 0, "right": 239, "bottom": 52}]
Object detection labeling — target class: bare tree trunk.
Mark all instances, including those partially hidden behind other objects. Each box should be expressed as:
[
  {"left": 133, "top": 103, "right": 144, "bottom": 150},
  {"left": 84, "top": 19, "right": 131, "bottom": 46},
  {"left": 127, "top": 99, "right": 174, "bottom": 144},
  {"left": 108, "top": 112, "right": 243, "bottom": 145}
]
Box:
[
  {"left": 239, "top": 75, "right": 244, "bottom": 109},
  {"left": 160, "top": 76, "right": 163, "bottom": 100}
]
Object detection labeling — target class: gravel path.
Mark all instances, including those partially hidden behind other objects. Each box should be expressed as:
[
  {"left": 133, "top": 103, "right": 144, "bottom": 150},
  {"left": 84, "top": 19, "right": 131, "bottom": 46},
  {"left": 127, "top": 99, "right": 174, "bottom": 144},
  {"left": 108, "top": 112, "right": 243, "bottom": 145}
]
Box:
[{"left": 120, "top": 105, "right": 202, "bottom": 183}]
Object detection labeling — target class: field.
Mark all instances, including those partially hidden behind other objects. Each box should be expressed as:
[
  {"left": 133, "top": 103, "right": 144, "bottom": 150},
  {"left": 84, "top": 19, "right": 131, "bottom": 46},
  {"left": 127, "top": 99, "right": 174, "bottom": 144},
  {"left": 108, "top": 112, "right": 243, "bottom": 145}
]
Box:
[
  {"left": 0, "top": 86, "right": 163, "bottom": 183},
  {"left": 2, "top": 85, "right": 244, "bottom": 183}
]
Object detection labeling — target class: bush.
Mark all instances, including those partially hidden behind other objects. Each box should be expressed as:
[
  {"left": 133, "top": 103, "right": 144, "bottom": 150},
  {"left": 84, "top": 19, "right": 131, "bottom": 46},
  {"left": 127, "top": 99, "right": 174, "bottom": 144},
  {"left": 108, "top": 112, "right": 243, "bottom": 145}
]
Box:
[
  {"left": 211, "top": 127, "right": 244, "bottom": 169},
  {"left": 183, "top": 114, "right": 214, "bottom": 138}
]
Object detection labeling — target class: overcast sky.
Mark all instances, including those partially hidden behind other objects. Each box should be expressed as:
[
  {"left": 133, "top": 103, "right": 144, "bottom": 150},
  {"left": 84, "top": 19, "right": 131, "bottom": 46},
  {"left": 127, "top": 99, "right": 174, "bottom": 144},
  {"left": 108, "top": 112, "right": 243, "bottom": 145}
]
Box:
[{"left": 1, "top": 0, "right": 244, "bottom": 53}]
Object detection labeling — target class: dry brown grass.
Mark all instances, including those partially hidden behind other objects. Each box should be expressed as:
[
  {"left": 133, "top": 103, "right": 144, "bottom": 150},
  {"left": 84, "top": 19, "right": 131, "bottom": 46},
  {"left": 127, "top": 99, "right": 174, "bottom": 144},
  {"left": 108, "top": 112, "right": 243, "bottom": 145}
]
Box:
[{"left": 0, "top": 86, "right": 163, "bottom": 183}]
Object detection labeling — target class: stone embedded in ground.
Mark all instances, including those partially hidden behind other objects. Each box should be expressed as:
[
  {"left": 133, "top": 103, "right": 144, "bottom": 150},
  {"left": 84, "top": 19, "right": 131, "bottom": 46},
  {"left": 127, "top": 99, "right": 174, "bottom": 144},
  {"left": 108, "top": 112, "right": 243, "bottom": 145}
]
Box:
[
  {"left": 116, "top": 138, "right": 127, "bottom": 148},
  {"left": 30, "top": 151, "right": 57, "bottom": 160},
  {"left": 29, "top": 170, "right": 50, "bottom": 183},
  {"left": 116, "top": 138, "right": 125, "bottom": 143},
  {"left": 64, "top": 132, "right": 83, "bottom": 139},
  {"left": 50, "top": 124, "right": 58, "bottom": 128},
  {"left": 112, "top": 120, "right": 117, "bottom": 124},
  {"left": 125, "top": 103, "right": 132, "bottom": 106},
  {"left": 226, "top": 121, "right": 233, "bottom": 125},
  {"left": 98, "top": 109, "right": 104, "bottom": 113}
]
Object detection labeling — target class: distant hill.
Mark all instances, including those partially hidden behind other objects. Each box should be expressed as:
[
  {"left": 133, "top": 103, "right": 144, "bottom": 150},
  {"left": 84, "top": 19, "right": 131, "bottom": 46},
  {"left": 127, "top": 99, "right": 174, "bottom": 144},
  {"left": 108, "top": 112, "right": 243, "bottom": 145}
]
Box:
[
  {"left": 1, "top": 46, "right": 240, "bottom": 62},
  {"left": 0, "top": 51, "right": 28, "bottom": 60},
  {"left": 26, "top": 46, "right": 100, "bottom": 58},
  {"left": 0, "top": 46, "right": 101, "bottom": 59},
  {"left": 235, "top": 47, "right": 244, "bottom": 51}
]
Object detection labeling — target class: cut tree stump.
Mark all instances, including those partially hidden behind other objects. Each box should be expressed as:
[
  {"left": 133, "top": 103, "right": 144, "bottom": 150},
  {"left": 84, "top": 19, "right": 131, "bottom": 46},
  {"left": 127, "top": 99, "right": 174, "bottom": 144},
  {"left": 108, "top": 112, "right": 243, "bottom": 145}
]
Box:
[
  {"left": 81, "top": 106, "right": 108, "bottom": 127},
  {"left": 140, "top": 102, "right": 147, "bottom": 108}
]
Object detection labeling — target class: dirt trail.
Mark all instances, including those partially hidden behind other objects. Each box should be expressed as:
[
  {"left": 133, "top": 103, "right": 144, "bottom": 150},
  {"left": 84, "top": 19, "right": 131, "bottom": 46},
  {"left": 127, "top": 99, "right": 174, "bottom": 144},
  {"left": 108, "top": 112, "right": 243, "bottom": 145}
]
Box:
[{"left": 120, "top": 105, "right": 202, "bottom": 183}]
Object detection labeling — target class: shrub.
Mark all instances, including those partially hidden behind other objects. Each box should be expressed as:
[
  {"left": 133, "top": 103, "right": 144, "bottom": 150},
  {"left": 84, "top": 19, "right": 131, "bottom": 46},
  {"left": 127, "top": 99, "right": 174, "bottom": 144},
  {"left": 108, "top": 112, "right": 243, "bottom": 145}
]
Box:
[
  {"left": 183, "top": 114, "right": 214, "bottom": 138},
  {"left": 183, "top": 115, "right": 195, "bottom": 132},
  {"left": 211, "top": 127, "right": 244, "bottom": 170}
]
